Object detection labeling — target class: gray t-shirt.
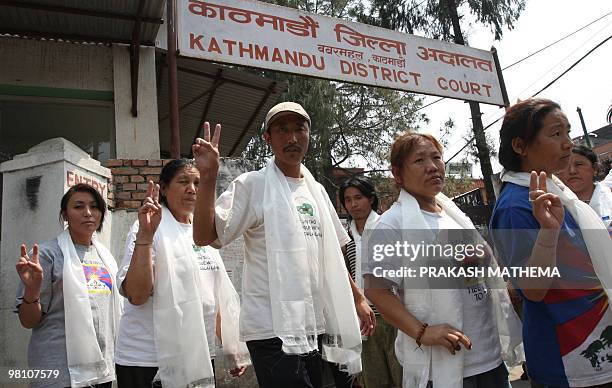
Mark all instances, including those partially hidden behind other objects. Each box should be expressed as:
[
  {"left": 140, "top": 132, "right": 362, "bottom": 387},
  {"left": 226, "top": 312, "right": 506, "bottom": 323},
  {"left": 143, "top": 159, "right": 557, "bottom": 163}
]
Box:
[{"left": 14, "top": 239, "right": 114, "bottom": 388}]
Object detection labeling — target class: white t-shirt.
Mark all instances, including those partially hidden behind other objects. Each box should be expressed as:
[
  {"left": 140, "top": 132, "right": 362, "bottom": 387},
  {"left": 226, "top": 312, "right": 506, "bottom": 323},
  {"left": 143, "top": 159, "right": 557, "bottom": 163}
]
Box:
[
  {"left": 374, "top": 202, "right": 501, "bottom": 378},
  {"left": 115, "top": 220, "right": 223, "bottom": 367},
  {"left": 214, "top": 169, "right": 350, "bottom": 342}
]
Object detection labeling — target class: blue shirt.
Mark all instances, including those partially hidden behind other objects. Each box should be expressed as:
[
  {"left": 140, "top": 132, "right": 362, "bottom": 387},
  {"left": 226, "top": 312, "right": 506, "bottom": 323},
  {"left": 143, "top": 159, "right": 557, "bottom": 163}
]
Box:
[{"left": 490, "top": 182, "right": 612, "bottom": 387}]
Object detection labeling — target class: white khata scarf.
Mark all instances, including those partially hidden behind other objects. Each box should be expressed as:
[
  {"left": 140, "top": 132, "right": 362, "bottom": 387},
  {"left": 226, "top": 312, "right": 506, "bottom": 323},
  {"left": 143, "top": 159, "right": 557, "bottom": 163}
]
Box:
[
  {"left": 58, "top": 229, "right": 123, "bottom": 388},
  {"left": 349, "top": 210, "right": 380, "bottom": 289},
  {"left": 263, "top": 158, "right": 362, "bottom": 374},
  {"left": 500, "top": 171, "right": 612, "bottom": 298},
  {"left": 152, "top": 207, "right": 212, "bottom": 388},
  {"left": 152, "top": 206, "right": 250, "bottom": 388},
  {"left": 394, "top": 189, "right": 524, "bottom": 388},
  {"left": 589, "top": 182, "right": 612, "bottom": 229}
]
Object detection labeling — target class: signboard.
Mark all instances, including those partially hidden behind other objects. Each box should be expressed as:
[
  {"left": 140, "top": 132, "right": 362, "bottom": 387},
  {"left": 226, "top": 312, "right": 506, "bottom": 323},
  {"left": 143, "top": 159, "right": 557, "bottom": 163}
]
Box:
[{"left": 179, "top": 0, "right": 508, "bottom": 106}]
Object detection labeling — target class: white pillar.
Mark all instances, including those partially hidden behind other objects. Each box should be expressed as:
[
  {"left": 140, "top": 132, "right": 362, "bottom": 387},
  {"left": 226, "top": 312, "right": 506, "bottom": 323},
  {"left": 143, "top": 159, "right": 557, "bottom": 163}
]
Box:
[
  {"left": 0, "top": 138, "right": 112, "bottom": 372},
  {"left": 112, "top": 45, "right": 160, "bottom": 159}
]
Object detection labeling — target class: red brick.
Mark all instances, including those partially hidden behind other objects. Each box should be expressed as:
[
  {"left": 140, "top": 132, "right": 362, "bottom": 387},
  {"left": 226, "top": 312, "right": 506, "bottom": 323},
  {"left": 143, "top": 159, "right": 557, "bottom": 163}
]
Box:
[
  {"left": 140, "top": 167, "right": 162, "bottom": 175},
  {"left": 111, "top": 168, "right": 139, "bottom": 175},
  {"left": 130, "top": 175, "right": 145, "bottom": 183},
  {"left": 131, "top": 159, "right": 147, "bottom": 166},
  {"left": 117, "top": 200, "right": 141, "bottom": 209},
  {"left": 122, "top": 160, "right": 132, "bottom": 166},
  {"left": 132, "top": 192, "right": 148, "bottom": 200},
  {"left": 137, "top": 183, "right": 150, "bottom": 191},
  {"left": 117, "top": 192, "right": 131, "bottom": 200},
  {"left": 148, "top": 159, "right": 163, "bottom": 167},
  {"left": 112, "top": 176, "right": 129, "bottom": 183},
  {"left": 146, "top": 175, "right": 160, "bottom": 183},
  {"left": 106, "top": 159, "right": 123, "bottom": 167},
  {"left": 122, "top": 183, "right": 137, "bottom": 191}
]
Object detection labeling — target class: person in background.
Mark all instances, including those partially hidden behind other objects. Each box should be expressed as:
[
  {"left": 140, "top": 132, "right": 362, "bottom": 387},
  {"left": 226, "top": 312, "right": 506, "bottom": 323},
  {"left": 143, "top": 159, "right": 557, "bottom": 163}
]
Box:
[
  {"left": 339, "top": 176, "right": 403, "bottom": 388},
  {"left": 15, "top": 183, "right": 122, "bottom": 388},
  {"left": 115, "top": 159, "right": 248, "bottom": 388},
  {"left": 558, "top": 144, "right": 612, "bottom": 231}
]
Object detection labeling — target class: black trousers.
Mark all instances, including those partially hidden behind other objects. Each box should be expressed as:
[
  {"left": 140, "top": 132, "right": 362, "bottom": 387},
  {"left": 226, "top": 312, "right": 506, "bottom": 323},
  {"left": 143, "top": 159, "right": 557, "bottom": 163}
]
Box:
[
  {"left": 116, "top": 360, "right": 215, "bottom": 388},
  {"left": 246, "top": 337, "right": 323, "bottom": 388},
  {"left": 64, "top": 383, "right": 112, "bottom": 388}
]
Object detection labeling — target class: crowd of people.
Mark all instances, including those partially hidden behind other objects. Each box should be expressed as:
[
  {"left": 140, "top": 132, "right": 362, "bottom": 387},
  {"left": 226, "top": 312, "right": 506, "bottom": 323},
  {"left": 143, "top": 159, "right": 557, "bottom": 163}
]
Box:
[{"left": 14, "top": 98, "right": 612, "bottom": 388}]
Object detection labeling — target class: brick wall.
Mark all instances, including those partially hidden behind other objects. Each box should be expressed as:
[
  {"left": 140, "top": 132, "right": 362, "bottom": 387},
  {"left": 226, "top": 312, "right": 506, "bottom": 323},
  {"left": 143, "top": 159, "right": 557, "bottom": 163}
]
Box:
[{"left": 106, "top": 159, "right": 171, "bottom": 210}]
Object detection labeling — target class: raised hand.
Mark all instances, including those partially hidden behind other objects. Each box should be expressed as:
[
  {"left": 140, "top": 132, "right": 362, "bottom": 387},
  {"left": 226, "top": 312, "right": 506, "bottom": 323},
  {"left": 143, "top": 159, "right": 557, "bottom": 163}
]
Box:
[
  {"left": 192, "top": 122, "right": 221, "bottom": 176},
  {"left": 137, "top": 181, "right": 162, "bottom": 241},
  {"left": 16, "top": 244, "right": 43, "bottom": 292},
  {"left": 529, "top": 171, "right": 564, "bottom": 230}
]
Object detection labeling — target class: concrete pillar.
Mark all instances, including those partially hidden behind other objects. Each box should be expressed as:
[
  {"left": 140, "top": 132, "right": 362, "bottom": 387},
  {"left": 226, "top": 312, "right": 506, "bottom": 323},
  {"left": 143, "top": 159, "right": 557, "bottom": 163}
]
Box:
[
  {"left": 112, "top": 45, "right": 160, "bottom": 159},
  {"left": 0, "top": 138, "right": 112, "bottom": 373}
]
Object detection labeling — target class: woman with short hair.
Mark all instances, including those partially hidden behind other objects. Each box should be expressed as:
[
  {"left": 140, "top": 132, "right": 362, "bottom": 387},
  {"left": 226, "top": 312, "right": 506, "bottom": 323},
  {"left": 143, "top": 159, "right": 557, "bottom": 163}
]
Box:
[{"left": 365, "top": 131, "right": 522, "bottom": 388}]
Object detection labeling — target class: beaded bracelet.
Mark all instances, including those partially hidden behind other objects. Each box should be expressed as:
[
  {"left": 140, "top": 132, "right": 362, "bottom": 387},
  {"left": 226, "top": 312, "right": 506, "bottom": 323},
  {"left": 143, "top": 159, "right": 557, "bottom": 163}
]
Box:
[
  {"left": 415, "top": 322, "right": 429, "bottom": 347},
  {"left": 22, "top": 296, "right": 40, "bottom": 304}
]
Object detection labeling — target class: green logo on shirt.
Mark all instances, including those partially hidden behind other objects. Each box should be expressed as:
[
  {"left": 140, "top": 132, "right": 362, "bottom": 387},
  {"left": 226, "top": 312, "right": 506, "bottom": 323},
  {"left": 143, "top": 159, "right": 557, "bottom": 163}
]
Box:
[{"left": 297, "top": 203, "right": 314, "bottom": 217}]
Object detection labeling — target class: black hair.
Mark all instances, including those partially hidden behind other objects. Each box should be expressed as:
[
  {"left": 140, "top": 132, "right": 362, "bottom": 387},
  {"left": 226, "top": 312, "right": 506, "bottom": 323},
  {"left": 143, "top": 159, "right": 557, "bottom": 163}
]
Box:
[
  {"left": 338, "top": 176, "right": 379, "bottom": 215},
  {"left": 571, "top": 143, "right": 598, "bottom": 167},
  {"left": 499, "top": 98, "right": 563, "bottom": 172},
  {"left": 60, "top": 183, "right": 107, "bottom": 232},
  {"left": 159, "top": 158, "right": 196, "bottom": 206}
]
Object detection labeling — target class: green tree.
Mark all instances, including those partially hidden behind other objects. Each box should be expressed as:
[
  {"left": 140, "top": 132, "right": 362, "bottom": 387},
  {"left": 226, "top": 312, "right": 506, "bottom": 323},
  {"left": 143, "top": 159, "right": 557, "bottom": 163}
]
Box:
[
  {"left": 356, "top": 0, "right": 526, "bottom": 205},
  {"left": 242, "top": 0, "right": 428, "bottom": 200}
]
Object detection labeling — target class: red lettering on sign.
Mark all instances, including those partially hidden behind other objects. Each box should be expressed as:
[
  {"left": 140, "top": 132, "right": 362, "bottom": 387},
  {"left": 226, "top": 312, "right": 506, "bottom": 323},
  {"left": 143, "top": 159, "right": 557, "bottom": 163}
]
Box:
[
  {"left": 190, "top": 33, "right": 204, "bottom": 51},
  {"left": 66, "top": 170, "right": 107, "bottom": 197},
  {"left": 208, "top": 37, "right": 222, "bottom": 54}
]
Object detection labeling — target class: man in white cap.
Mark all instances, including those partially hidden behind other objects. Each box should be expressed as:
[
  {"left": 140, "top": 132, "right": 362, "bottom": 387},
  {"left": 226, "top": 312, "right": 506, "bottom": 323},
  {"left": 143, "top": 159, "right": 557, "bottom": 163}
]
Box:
[{"left": 192, "top": 102, "right": 374, "bottom": 388}]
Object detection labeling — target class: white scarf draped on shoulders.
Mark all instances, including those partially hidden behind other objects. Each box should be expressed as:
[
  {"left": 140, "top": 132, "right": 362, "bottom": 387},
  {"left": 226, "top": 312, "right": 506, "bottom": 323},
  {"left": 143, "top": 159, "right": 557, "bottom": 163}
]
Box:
[
  {"left": 58, "top": 229, "right": 123, "bottom": 387},
  {"left": 152, "top": 206, "right": 249, "bottom": 388},
  {"left": 392, "top": 189, "right": 523, "bottom": 388},
  {"left": 263, "top": 157, "right": 362, "bottom": 374},
  {"left": 500, "top": 171, "right": 612, "bottom": 301}
]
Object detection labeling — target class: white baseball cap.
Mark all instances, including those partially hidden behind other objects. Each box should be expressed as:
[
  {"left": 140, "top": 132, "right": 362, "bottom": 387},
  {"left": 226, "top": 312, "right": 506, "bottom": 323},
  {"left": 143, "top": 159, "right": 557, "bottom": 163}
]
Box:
[{"left": 264, "top": 102, "right": 311, "bottom": 131}]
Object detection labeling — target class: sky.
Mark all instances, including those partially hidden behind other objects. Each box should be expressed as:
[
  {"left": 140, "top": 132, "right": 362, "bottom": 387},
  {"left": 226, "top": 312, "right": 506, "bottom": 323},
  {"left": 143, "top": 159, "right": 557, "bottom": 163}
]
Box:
[{"left": 416, "top": 0, "right": 612, "bottom": 177}]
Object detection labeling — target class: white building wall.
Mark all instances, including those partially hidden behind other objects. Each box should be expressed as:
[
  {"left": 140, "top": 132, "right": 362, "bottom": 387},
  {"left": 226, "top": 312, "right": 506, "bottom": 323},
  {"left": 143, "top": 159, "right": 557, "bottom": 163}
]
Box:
[
  {"left": 112, "top": 45, "right": 160, "bottom": 159},
  {"left": 0, "top": 138, "right": 112, "bottom": 377}
]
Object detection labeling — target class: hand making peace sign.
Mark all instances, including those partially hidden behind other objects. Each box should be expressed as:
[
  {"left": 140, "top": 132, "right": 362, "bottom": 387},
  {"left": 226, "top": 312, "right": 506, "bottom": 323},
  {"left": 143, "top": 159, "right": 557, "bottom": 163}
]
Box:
[
  {"left": 16, "top": 244, "right": 43, "bottom": 291},
  {"left": 529, "top": 171, "right": 564, "bottom": 230},
  {"left": 192, "top": 122, "right": 221, "bottom": 176},
  {"left": 138, "top": 181, "right": 162, "bottom": 239}
]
